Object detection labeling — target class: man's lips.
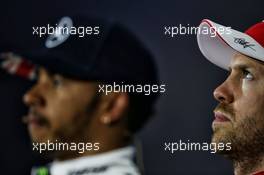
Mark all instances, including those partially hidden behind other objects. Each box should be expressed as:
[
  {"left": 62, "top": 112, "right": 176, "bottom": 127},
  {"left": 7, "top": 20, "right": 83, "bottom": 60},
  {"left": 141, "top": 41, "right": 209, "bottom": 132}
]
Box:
[
  {"left": 214, "top": 112, "right": 231, "bottom": 122},
  {"left": 22, "top": 112, "right": 49, "bottom": 127}
]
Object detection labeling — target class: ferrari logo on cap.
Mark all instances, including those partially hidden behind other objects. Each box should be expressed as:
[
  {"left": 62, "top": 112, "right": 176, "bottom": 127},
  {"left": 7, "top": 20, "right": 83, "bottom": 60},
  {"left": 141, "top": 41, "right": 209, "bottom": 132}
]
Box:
[{"left": 45, "top": 16, "right": 73, "bottom": 48}]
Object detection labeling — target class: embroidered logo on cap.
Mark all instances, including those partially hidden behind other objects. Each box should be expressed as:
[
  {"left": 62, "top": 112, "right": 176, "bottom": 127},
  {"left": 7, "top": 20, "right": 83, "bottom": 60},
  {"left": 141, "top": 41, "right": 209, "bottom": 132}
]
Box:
[
  {"left": 233, "top": 37, "right": 256, "bottom": 51},
  {"left": 45, "top": 16, "right": 73, "bottom": 48}
]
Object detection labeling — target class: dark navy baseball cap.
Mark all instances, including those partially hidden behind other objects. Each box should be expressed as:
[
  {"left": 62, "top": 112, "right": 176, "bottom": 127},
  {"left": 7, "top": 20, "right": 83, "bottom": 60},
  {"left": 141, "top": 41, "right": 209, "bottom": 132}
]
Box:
[
  {"left": 0, "top": 15, "right": 160, "bottom": 133},
  {"left": 6, "top": 15, "right": 159, "bottom": 86}
]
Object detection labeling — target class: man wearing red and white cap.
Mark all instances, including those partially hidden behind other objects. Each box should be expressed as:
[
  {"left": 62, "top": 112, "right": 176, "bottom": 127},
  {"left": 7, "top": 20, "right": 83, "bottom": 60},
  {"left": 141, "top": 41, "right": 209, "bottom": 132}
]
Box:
[{"left": 197, "top": 20, "right": 264, "bottom": 175}]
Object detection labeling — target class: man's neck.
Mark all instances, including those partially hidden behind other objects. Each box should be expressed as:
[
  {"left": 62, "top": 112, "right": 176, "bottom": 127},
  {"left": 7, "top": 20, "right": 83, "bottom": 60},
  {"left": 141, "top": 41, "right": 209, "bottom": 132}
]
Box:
[
  {"left": 234, "top": 155, "right": 264, "bottom": 175},
  {"left": 52, "top": 124, "right": 131, "bottom": 161}
]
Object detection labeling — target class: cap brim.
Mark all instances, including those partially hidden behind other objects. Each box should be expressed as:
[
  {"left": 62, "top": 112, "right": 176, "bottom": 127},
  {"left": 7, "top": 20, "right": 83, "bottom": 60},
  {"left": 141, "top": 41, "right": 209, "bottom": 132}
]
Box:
[
  {"left": 0, "top": 50, "right": 94, "bottom": 81},
  {"left": 19, "top": 50, "right": 94, "bottom": 80},
  {"left": 197, "top": 19, "right": 264, "bottom": 70}
]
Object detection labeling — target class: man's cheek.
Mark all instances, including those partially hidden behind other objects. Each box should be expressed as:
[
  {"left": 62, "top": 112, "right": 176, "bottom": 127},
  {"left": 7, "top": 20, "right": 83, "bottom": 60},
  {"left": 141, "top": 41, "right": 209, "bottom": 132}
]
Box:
[
  {"left": 52, "top": 114, "right": 68, "bottom": 128},
  {"left": 241, "top": 83, "right": 261, "bottom": 104},
  {"left": 233, "top": 100, "right": 251, "bottom": 117},
  {"left": 238, "top": 100, "right": 257, "bottom": 118},
  {"left": 241, "top": 80, "right": 252, "bottom": 93},
  {"left": 50, "top": 117, "right": 72, "bottom": 141},
  {"left": 47, "top": 109, "right": 68, "bottom": 130}
]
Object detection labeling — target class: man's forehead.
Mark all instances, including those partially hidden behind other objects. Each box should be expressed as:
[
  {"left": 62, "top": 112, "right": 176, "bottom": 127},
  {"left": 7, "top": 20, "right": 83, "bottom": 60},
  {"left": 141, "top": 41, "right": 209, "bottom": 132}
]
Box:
[
  {"left": 37, "top": 67, "right": 93, "bottom": 85},
  {"left": 37, "top": 67, "right": 64, "bottom": 79},
  {"left": 229, "top": 52, "right": 264, "bottom": 69}
]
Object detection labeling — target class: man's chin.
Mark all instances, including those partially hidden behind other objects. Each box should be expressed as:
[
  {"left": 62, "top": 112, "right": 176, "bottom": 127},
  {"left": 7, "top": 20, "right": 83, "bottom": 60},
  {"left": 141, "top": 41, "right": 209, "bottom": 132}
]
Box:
[
  {"left": 29, "top": 131, "right": 54, "bottom": 144},
  {"left": 31, "top": 136, "right": 47, "bottom": 144},
  {"left": 28, "top": 125, "right": 52, "bottom": 142},
  {"left": 211, "top": 131, "right": 233, "bottom": 156}
]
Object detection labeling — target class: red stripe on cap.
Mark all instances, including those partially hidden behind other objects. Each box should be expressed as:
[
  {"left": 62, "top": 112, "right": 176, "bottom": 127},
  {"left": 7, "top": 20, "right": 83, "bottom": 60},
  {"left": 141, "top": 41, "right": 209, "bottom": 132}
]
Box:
[
  {"left": 245, "top": 21, "right": 264, "bottom": 48},
  {"left": 16, "top": 59, "right": 35, "bottom": 79}
]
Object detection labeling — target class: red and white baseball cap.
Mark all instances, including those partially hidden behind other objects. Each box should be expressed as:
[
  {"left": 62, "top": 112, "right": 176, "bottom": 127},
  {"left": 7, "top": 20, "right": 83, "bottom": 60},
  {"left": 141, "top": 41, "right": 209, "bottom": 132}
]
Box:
[{"left": 197, "top": 19, "right": 264, "bottom": 70}]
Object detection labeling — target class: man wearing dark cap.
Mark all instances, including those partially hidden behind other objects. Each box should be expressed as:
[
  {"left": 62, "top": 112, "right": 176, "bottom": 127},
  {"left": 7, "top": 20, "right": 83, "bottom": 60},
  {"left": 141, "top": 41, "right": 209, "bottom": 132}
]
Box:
[
  {"left": 0, "top": 15, "right": 160, "bottom": 175},
  {"left": 197, "top": 19, "right": 264, "bottom": 175}
]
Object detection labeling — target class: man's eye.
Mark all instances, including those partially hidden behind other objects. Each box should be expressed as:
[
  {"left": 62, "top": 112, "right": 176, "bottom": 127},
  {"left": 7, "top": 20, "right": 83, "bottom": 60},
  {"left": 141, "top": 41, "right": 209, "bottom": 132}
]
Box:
[
  {"left": 242, "top": 70, "right": 254, "bottom": 80},
  {"left": 53, "top": 76, "right": 63, "bottom": 87}
]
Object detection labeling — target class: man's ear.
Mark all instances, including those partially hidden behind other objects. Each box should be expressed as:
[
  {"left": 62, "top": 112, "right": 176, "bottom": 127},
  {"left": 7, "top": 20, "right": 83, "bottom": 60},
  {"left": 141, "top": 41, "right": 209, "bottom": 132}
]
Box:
[{"left": 100, "top": 92, "right": 129, "bottom": 125}]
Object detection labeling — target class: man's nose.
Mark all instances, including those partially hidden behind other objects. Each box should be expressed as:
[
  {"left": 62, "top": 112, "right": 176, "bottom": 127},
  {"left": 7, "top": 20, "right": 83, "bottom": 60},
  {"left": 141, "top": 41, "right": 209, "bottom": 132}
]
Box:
[
  {"left": 213, "top": 79, "right": 234, "bottom": 104},
  {"left": 23, "top": 84, "right": 46, "bottom": 107}
]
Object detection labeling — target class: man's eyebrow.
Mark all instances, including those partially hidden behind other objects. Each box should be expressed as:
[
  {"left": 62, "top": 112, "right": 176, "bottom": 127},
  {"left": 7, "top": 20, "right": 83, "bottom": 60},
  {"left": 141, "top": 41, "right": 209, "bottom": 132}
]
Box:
[
  {"left": 228, "top": 63, "right": 253, "bottom": 71},
  {"left": 46, "top": 70, "right": 57, "bottom": 77}
]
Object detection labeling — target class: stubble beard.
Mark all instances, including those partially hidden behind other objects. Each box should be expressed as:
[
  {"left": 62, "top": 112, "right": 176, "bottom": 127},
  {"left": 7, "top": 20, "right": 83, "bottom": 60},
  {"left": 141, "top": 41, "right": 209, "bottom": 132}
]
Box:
[{"left": 212, "top": 114, "right": 264, "bottom": 174}]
